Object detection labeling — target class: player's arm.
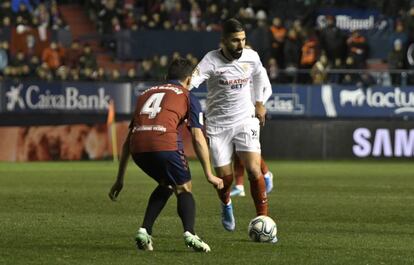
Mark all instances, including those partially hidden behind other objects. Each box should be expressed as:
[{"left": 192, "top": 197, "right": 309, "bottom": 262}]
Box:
[
  {"left": 261, "top": 67, "right": 273, "bottom": 104},
  {"left": 188, "top": 93, "right": 223, "bottom": 190},
  {"left": 189, "top": 54, "right": 212, "bottom": 90},
  {"left": 251, "top": 54, "right": 267, "bottom": 126},
  {"left": 108, "top": 128, "right": 131, "bottom": 201},
  {"left": 191, "top": 127, "right": 222, "bottom": 189}
]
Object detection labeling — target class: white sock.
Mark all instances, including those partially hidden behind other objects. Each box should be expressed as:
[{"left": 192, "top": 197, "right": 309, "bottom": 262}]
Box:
[{"left": 235, "top": 185, "right": 244, "bottom": 191}]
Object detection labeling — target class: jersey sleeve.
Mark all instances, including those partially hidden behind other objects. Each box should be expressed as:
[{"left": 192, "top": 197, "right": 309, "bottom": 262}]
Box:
[
  {"left": 251, "top": 51, "right": 265, "bottom": 102},
  {"left": 261, "top": 67, "right": 273, "bottom": 104},
  {"left": 187, "top": 92, "right": 204, "bottom": 128},
  {"left": 190, "top": 54, "right": 213, "bottom": 90}
]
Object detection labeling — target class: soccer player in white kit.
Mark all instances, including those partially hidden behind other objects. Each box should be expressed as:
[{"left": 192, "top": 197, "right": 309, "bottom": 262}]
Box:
[
  {"left": 230, "top": 66, "right": 275, "bottom": 197},
  {"left": 191, "top": 18, "right": 270, "bottom": 232}
]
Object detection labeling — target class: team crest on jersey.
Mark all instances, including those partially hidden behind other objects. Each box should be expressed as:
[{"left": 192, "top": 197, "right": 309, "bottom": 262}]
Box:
[{"left": 240, "top": 63, "right": 250, "bottom": 73}]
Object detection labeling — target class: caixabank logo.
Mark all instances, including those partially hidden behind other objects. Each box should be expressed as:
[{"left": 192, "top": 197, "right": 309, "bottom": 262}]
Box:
[{"left": 5, "top": 84, "right": 111, "bottom": 111}]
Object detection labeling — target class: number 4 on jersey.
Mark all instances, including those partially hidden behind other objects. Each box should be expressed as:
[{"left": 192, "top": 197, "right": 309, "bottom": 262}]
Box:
[{"left": 140, "top": 92, "right": 166, "bottom": 119}]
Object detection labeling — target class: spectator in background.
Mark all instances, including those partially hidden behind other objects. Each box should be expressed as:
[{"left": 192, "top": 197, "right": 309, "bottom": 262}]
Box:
[
  {"left": 169, "top": 2, "right": 188, "bottom": 29},
  {"left": 109, "top": 68, "right": 121, "bottom": 81},
  {"left": 137, "top": 59, "right": 155, "bottom": 80},
  {"left": 388, "top": 39, "right": 405, "bottom": 85},
  {"left": 203, "top": 3, "right": 221, "bottom": 31},
  {"left": 404, "top": 6, "right": 414, "bottom": 42},
  {"left": 11, "top": 0, "right": 34, "bottom": 13},
  {"left": 11, "top": 50, "right": 30, "bottom": 78},
  {"left": 14, "top": 2, "right": 32, "bottom": 25},
  {"left": 98, "top": 0, "right": 122, "bottom": 34},
  {"left": 346, "top": 30, "right": 368, "bottom": 69},
  {"left": 266, "top": 57, "right": 279, "bottom": 82},
  {"left": 124, "top": 10, "right": 135, "bottom": 29},
  {"left": 33, "top": 3, "right": 49, "bottom": 28},
  {"left": 189, "top": 1, "right": 201, "bottom": 30},
  {"left": 49, "top": 1, "right": 66, "bottom": 30},
  {"left": 96, "top": 67, "right": 107, "bottom": 81},
  {"left": 41, "top": 41, "right": 61, "bottom": 70},
  {"left": 0, "top": 41, "right": 10, "bottom": 77},
  {"left": 328, "top": 58, "right": 344, "bottom": 84},
  {"left": 269, "top": 17, "right": 286, "bottom": 68},
  {"left": 55, "top": 65, "right": 69, "bottom": 80},
  {"left": 154, "top": 55, "right": 169, "bottom": 80},
  {"left": 284, "top": 29, "right": 302, "bottom": 82},
  {"left": 310, "top": 53, "right": 329, "bottom": 84},
  {"left": 148, "top": 13, "right": 162, "bottom": 29},
  {"left": 342, "top": 56, "right": 360, "bottom": 85},
  {"left": 79, "top": 43, "right": 97, "bottom": 70},
  {"left": 125, "top": 67, "right": 137, "bottom": 81},
  {"left": 28, "top": 54, "right": 40, "bottom": 76},
  {"left": 319, "top": 15, "right": 345, "bottom": 64},
  {"left": 300, "top": 31, "right": 319, "bottom": 83},
  {"left": 64, "top": 40, "right": 81, "bottom": 69},
  {"left": 36, "top": 62, "right": 53, "bottom": 81},
  {"left": 1, "top": 1, "right": 13, "bottom": 24},
  {"left": 69, "top": 67, "right": 80, "bottom": 81}
]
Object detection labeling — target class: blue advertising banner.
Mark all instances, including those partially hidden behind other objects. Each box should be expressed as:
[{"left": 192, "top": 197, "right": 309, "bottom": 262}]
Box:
[
  {"left": 320, "top": 85, "right": 414, "bottom": 118},
  {"left": 131, "top": 82, "right": 312, "bottom": 117},
  {"left": 5, "top": 81, "right": 411, "bottom": 119},
  {"left": 2, "top": 81, "right": 131, "bottom": 114},
  {"left": 316, "top": 8, "right": 381, "bottom": 31},
  {"left": 265, "top": 85, "right": 309, "bottom": 117}
]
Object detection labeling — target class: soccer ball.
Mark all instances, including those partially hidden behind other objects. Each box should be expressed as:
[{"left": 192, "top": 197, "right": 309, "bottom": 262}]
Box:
[{"left": 248, "top": 215, "right": 277, "bottom": 243}]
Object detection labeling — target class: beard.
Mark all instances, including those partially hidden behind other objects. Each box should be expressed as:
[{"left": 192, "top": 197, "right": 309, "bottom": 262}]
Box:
[{"left": 229, "top": 48, "right": 243, "bottom": 59}]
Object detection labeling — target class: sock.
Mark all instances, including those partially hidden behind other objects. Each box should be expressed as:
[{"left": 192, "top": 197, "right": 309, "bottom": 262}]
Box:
[
  {"left": 217, "top": 174, "right": 233, "bottom": 205},
  {"left": 249, "top": 176, "right": 268, "bottom": 216},
  {"left": 260, "top": 157, "right": 269, "bottom": 176},
  {"left": 142, "top": 185, "right": 173, "bottom": 235},
  {"left": 233, "top": 155, "right": 245, "bottom": 186},
  {"left": 177, "top": 192, "right": 195, "bottom": 234},
  {"left": 235, "top": 184, "right": 244, "bottom": 191}
]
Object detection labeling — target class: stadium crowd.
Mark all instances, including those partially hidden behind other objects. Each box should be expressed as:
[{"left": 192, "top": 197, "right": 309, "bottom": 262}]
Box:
[{"left": 0, "top": 0, "right": 414, "bottom": 84}]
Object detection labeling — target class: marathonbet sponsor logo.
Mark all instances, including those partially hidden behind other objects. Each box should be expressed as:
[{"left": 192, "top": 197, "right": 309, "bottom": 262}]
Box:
[{"left": 6, "top": 84, "right": 111, "bottom": 111}]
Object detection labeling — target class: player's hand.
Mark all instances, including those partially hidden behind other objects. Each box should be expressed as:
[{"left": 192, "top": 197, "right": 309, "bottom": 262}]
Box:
[
  {"left": 108, "top": 180, "right": 123, "bottom": 201},
  {"left": 255, "top": 103, "right": 266, "bottom": 126},
  {"left": 207, "top": 175, "right": 224, "bottom": 190}
]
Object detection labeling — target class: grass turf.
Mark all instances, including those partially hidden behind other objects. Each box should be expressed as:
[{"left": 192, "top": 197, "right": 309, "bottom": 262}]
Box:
[{"left": 0, "top": 161, "right": 413, "bottom": 265}]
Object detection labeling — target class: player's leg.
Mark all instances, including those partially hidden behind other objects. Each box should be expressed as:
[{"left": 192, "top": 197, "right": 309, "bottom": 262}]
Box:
[
  {"left": 175, "top": 182, "right": 210, "bottom": 252},
  {"left": 261, "top": 157, "right": 274, "bottom": 193},
  {"left": 136, "top": 184, "right": 172, "bottom": 251},
  {"left": 230, "top": 153, "right": 246, "bottom": 197},
  {"left": 214, "top": 164, "right": 236, "bottom": 231},
  {"left": 234, "top": 117, "right": 268, "bottom": 216},
  {"left": 131, "top": 152, "right": 175, "bottom": 250},
  {"left": 207, "top": 126, "right": 236, "bottom": 231},
  {"left": 237, "top": 151, "right": 268, "bottom": 216}
]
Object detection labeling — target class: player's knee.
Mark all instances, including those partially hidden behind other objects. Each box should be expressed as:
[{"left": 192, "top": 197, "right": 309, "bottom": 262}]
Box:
[
  {"left": 158, "top": 184, "right": 174, "bottom": 197},
  {"left": 175, "top": 181, "right": 192, "bottom": 194},
  {"left": 246, "top": 167, "right": 262, "bottom": 180}
]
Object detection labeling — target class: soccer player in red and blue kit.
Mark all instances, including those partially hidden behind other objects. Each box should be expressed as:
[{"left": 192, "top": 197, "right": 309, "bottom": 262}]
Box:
[{"left": 109, "top": 58, "right": 223, "bottom": 252}]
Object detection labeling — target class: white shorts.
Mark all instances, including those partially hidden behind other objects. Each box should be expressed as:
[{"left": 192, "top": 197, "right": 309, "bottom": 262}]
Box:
[{"left": 206, "top": 117, "right": 261, "bottom": 167}]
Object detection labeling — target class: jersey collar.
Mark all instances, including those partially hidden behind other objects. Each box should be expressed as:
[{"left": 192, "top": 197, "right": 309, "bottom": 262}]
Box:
[{"left": 167, "top": 80, "right": 183, "bottom": 87}]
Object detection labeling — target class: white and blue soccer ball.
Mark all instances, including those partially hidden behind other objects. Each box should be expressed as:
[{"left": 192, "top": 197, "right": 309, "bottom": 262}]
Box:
[{"left": 248, "top": 215, "right": 277, "bottom": 243}]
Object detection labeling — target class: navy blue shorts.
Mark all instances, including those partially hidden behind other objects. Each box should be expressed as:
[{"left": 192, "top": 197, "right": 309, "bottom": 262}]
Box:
[{"left": 131, "top": 150, "right": 191, "bottom": 186}]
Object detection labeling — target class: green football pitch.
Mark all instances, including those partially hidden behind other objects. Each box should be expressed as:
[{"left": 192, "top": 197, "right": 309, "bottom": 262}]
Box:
[{"left": 1, "top": 161, "right": 413, "bottom": 265}]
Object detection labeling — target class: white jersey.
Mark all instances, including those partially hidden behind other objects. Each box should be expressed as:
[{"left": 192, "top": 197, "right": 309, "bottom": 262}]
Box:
[
  {"left": 191, "top": 48, "right": 264, "bottom": 127},
  {"left": 250, "top": 66, "right": 272, "bottom": 104}
]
